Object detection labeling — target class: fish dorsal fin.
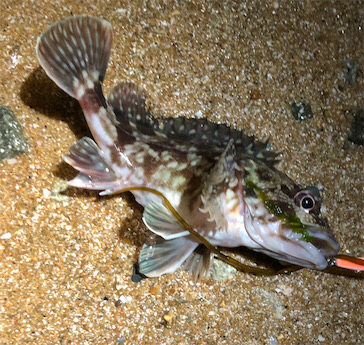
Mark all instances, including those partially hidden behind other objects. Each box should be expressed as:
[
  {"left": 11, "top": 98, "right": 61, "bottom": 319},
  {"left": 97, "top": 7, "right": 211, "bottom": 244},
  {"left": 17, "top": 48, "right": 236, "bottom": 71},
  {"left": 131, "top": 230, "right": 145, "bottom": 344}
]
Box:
[
  {"left": 107, "top": 82, "right": 278, "bottom": 164},
  {"left": 199, "top": 139, "right": 238, "bottom": 231},
  {"left": 107, "top": 82, "right": 157, "bottom": 139}
]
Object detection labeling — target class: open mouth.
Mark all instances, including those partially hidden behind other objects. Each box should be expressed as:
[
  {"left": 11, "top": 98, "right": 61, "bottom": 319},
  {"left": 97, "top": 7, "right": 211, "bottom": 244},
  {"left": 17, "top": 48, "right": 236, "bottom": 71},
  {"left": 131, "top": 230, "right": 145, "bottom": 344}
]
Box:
[
  {"left": 244, "top": 213, "right": 340, "bottom": 270},
  {"left": 271, "top": 222, "right": 340, "bottom": 269},
  {"left": 304, "top": 223, "right": 340, "bottom": 258}
]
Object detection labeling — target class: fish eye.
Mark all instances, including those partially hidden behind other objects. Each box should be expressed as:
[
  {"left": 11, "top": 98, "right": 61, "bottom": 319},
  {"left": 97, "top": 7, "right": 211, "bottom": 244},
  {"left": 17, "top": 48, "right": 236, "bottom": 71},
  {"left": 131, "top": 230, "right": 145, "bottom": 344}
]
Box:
[
  {"left": 294, "top": 189, "right": 321, "bottom": 214},
  {"left": 301, "top": 195, "right": 314, "bottom": 209}
]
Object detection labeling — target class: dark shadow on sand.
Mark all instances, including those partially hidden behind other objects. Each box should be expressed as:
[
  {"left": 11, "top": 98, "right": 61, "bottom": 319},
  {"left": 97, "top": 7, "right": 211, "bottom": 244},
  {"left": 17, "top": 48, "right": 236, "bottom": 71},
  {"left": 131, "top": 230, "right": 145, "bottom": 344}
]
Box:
[
  {"left": 20, "top": 67, "right": 91, "bottom": 140},
  {"left": 20, "top": 66, "right": 92, "bottom": 182}
]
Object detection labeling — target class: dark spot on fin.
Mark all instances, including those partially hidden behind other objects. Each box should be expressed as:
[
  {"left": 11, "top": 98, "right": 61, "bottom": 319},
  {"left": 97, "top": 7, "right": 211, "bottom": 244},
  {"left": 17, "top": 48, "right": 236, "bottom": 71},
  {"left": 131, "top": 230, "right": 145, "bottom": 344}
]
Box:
[
  {"left": 131, "top": 263, "right": 147, "bottom": 283},
  {"left": 107, "top": 82, "right": 279, "bottom": 164}
]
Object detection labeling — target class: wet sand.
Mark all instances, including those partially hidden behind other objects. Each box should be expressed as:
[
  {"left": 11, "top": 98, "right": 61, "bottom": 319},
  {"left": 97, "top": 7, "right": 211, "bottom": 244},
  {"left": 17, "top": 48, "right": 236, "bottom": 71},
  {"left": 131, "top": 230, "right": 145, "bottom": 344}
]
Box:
[{"left": 0, "top": 0, "right": 363, "bottom": 344}]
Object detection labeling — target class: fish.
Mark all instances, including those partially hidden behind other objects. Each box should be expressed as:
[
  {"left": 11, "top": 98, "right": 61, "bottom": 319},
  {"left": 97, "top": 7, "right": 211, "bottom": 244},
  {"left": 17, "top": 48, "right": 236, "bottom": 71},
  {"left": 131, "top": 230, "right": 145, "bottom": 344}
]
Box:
[{"left": 36, "top": 15, "right": 340, "bottom": 279}]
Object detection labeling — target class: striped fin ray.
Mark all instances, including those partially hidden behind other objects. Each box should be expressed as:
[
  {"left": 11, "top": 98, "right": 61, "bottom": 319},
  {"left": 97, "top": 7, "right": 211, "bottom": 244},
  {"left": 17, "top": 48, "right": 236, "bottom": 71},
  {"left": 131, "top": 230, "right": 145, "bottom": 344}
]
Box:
[
  {"left": 36, "top": 15, "right": 112, "bottom": 99},
  {"left": 138, "top": 235, "right": 198, "bottom": 277}
]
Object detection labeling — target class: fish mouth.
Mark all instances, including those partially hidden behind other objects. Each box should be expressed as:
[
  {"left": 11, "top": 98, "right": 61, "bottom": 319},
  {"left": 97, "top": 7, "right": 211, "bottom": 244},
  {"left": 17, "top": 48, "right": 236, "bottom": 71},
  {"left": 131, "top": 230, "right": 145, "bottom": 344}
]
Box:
[
  {"left": 303, "top": 222, "right": 340, "bottom": 258},
  {"left": 244, "top": 213, "right": 340, "bottom": 270},
  {"left": 271, "top": 222, "right": 340, "bottom": 269}
]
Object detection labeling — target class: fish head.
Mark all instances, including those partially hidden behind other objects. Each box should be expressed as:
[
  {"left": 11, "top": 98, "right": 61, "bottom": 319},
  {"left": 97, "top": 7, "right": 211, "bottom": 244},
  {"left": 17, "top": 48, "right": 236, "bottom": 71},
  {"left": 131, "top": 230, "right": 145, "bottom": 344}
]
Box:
[{"left": 241, "top": 159, "right": 340, "bottom": 269}]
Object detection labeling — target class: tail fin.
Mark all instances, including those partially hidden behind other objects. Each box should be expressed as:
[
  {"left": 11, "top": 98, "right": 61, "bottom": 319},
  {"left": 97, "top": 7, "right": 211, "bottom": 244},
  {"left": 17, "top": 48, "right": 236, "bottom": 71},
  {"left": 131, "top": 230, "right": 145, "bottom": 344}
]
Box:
[{"left": 36, "top": 15, "right": 112, "bottom": 100}]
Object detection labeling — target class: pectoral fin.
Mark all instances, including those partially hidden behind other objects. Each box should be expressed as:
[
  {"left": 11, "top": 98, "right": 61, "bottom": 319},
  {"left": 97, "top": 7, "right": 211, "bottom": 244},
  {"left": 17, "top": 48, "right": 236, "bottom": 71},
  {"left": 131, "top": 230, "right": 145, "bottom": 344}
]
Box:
[
  {"left": 142, "top": 201, "right": 190, "bottom": 240},
  {"left": 64, "top": 137, "right": 116, "bottom": 178},
  {"left": 140, "top": 201, "right": 214, "bottom": 279},
  {"left": 138, "top": 235, "right": 198, "bottom": 277}
]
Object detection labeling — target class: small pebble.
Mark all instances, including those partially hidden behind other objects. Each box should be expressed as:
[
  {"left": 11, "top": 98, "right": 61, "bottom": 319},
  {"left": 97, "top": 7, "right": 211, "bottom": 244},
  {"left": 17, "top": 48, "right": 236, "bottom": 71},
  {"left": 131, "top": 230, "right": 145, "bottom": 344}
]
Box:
[
  {"left": 116, "top": 336, "right": 125, "bottom": 343},
  {"left": 131, "top": 263, "right": 146, "bottom": 283},
  {"left": 1, "top": 233, "right": 12, "bottom": 240},
  {"left": 291, "top": 102, "right": 313, "bottom": 121},
  {"left": 0, "top": 105, "right": 30, "bottom": 160},
  {"left": 149, "top": 286, "right": 159, "bottom": 295},
  {"left": 219, "top": 300, "right": 228, "bottom": 309},
  {"left": 348, "top": 109, "right": 364, "bottom": 145},
  {"left": 318, "top": 335, "right": 325, "bottom": 342},
  {"left": 6, "top": 158, "right": 17, "bottom": 164},
  {"left": 344, "top": 60, "right": 358, "bottom": 85},
  {"left": 249, "top": 88, "right": 261, "bottom": 100},
  {"left": 209, "top": 258, "right": 237, "bottom": 281},
  {"left": 163, "top": 310, "right": 174, "bottom": 324}
]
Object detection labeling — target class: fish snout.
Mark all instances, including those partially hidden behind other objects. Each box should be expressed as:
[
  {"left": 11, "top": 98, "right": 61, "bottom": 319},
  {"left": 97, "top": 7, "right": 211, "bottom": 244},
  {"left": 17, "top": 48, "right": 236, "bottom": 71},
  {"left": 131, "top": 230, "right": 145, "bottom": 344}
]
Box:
[{"left": 306, "top": 224, "right": 340, "bottom": 258}]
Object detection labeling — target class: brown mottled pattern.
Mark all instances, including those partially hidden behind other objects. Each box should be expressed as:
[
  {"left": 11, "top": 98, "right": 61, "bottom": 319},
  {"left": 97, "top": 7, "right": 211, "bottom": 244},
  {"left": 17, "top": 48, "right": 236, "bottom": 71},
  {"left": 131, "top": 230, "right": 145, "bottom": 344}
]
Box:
[
  {"left": 120, "top": 135, "right": 214, "bottom": 198},
  {"left": 107, "top": 82, "right": 279, "bottom": 165}
]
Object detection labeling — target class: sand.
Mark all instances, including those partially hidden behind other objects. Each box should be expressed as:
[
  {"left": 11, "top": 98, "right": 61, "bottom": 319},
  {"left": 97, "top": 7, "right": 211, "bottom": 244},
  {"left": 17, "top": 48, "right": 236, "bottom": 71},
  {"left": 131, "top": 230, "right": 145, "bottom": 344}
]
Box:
[{"left": 0, "top": 0, "right": 363, "bottom": 344}]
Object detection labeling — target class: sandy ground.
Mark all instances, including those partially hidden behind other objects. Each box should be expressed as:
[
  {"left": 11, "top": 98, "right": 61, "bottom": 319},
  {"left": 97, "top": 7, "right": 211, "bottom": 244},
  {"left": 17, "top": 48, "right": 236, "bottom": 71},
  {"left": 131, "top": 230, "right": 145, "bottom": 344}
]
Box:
[{"left": 0, "top": 0, "right": 363, "bottom": 344}]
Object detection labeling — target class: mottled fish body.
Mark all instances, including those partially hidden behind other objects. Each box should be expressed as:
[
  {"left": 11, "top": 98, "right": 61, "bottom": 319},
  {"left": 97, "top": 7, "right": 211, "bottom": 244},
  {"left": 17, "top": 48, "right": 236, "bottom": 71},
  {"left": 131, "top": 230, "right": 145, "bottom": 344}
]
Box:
[{"left": 36, "top": 16, "right": 340, "bottom": 278}]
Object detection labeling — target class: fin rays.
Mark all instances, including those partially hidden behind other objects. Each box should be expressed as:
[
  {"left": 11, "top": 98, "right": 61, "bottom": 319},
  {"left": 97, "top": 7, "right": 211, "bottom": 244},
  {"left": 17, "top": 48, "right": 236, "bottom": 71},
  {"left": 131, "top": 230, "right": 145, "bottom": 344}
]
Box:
[
  {"left": 138, "top": 235, "right": 198, "bottom": 277},
  {"left": 143, "top": 201, "right": 190, "bottom": 240},
  {"left": 36, "top": 15, "right": 112, "bottom": 99},
  {"left": 107, "top": 82, "right": 279, "bottom": 164}
]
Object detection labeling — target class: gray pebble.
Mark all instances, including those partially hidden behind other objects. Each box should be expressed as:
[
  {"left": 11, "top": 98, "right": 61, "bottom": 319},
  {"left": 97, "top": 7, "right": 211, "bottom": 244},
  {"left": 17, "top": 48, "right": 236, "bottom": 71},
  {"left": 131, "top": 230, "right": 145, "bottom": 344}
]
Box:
[
  {"left": 0, "top": 105, "right": 29, "bottom": 160},
  {"left": 209, "top": 259, "right": 237, "bottom": 281},
  {"left": 291, "top": 102, "right": 313, "bottom": 122},
  {"left": 348, "top": 109, "right": 364, "bottom": 146},
  {"left": 344, "top": 60, "right": 358, "bottom": 85}
]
